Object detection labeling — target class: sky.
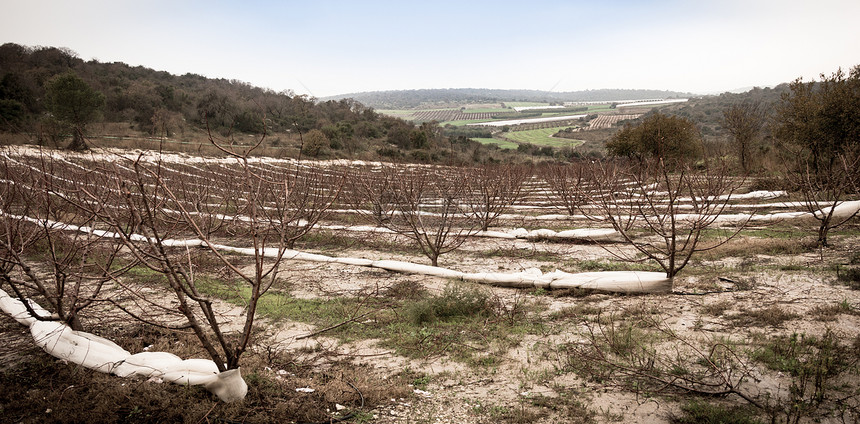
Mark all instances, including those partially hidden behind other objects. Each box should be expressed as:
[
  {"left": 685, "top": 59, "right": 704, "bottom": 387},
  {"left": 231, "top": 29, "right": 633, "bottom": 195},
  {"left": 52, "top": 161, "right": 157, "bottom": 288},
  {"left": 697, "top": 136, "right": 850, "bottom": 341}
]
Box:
[{"left": 2, "top": 0, "right": 858, "bottom": 98}]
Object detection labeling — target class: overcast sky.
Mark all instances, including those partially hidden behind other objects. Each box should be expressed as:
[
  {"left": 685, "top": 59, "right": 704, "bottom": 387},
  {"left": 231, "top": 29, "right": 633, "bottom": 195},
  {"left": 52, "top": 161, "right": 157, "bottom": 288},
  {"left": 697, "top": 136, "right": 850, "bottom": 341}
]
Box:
[{"left": 2, "top": 0, "right": 858, "bottom": 97}]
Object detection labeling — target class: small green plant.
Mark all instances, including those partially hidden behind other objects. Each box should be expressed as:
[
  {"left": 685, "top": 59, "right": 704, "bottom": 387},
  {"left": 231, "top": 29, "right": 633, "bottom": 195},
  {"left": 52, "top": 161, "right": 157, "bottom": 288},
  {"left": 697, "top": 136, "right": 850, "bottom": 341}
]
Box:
[
  {"left": 701, "top": 300, "right": 732, "bottom": 316},
  {"left": 752, "top": 331, "right": 858, "bottom": 421},
  {"left": 672, "top": 400, "right": 763, "bottom": 424},
  {"left": 727, "top": 305, "right": 798, "bottom": 327},
  {"left": 573, "top": 259, "right": 660, "bottom": 272},
  {"left": 412, "top": 374, "right": 431, "bottom": 389},
  {"left": 837, "top": 266, "right": 860, "bottom": 290},
  {"left": 405, "top": 283, "right": 493, "bottom": 325}
]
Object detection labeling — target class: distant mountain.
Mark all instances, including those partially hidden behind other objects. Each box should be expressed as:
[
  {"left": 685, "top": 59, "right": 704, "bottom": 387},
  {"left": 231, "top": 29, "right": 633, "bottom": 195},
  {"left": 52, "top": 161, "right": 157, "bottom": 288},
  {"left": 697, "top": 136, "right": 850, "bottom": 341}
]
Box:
[{"left": 323, "top": 88, "right": 695, "bottom": 109}]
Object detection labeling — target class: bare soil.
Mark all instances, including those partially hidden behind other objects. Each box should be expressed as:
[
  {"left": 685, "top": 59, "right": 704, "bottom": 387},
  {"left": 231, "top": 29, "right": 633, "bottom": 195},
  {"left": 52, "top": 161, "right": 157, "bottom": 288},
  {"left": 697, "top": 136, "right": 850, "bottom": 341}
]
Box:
[{"left": 254, "top": 229, "right": 860, "bottom": 423}]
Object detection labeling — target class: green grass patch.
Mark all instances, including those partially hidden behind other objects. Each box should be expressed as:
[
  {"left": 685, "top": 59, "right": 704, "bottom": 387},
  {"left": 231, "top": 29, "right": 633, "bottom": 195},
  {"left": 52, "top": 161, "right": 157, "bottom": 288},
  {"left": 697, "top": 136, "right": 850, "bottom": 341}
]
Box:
[
  {"left": 199, "top": 278, "right": 545, "bottom": 364},
  {"left": 566, "top": 259, "right": 662, "bottom": 273},
  {"left": 752, "top": 331, "right": 852, "bottom": 378},
  {"left": 121, "top": 263, "right": 169, "bottom": 285},
  {"left": 699, "top": 227, "right": 808, "bottom": 241},
  {"left": 195, "top": 276, "right": 355, "bottom": 323},
  {"left": 471, "top": 137, "right": 518, "bottom": 149},
  {"left": 501, "top": 127, "right": 584, "bottom": 148},
  {"left": 478, "top": 247, "right": 564, "bottom": 262}
]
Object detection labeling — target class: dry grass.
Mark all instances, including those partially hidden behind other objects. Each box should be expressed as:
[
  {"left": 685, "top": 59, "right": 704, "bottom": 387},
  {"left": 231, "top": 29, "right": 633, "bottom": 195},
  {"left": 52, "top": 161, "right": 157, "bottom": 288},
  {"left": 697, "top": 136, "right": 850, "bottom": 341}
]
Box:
[
  {"left": 726, "top": 305, "right": 799, "bottom": 327},
  {"left": 0, "top": 320, "right": 411, "bottom": 424}
]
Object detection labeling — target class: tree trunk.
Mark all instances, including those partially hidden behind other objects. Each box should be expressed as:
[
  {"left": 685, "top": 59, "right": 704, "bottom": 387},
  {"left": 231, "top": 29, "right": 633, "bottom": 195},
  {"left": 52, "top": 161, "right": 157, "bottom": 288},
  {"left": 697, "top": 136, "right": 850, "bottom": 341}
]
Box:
[
  {"left": 67, "top": 126, "right": 88, "bottom": 151},
  {"left": 817, "top": 223, "right": 830, "bottom": 247}
]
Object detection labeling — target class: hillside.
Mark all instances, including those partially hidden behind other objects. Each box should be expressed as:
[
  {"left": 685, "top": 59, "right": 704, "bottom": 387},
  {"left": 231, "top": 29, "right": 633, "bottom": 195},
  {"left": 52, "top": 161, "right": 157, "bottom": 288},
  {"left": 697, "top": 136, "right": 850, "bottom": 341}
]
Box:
[
  {"left": 0, "top": 42, "right": 808, "bottom": 165},
  {"left": 659, "top": 84, "right": 790, "bottom": 138},
  {"left": 323, "top": 88, "right": 695, "bottom": 109},
  {"left": 0, "top": 43, "right": 534, "bottom": 164}
]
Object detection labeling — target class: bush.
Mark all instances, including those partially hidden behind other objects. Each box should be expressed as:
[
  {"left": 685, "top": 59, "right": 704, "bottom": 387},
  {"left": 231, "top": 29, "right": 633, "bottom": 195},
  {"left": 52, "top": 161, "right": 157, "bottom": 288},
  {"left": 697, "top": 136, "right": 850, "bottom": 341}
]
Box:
[
  {"left": 405, "top": 284, "right": 493, "bottom": 325},
  {"left": 673, "top": 400, "right": 762, "bottom": 424},
  {"left": 838, "top": 266, "right": 860, "bottom": 290}
]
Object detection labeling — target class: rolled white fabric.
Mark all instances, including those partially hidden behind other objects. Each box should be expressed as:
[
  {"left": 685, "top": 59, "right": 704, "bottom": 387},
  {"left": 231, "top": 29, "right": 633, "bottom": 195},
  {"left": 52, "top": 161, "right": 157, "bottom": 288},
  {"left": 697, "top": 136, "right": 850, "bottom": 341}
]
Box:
[{"left": 0, "top": 288, "right": 248, "bottom": 402}]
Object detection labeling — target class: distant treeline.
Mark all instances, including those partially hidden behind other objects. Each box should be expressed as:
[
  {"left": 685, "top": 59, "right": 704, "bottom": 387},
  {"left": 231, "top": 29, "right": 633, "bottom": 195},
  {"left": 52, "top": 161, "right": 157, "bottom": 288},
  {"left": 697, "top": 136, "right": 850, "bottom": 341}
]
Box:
[{"left": 323, "top": 88, "right": 694, "bottom": 109}]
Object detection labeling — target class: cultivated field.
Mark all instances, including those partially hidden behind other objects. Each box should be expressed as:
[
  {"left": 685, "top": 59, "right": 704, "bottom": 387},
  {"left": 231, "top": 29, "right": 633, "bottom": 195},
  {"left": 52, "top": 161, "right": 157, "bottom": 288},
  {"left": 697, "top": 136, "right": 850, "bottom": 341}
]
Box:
[
  {"left": 2, "top": 146, "right": 859, "bottom": 423},
  {"left": 587, "top": 114, "right": 641, "bottom": 130},
  {"left": 500, "top": 127, "right": 585, "bottom": 148}
]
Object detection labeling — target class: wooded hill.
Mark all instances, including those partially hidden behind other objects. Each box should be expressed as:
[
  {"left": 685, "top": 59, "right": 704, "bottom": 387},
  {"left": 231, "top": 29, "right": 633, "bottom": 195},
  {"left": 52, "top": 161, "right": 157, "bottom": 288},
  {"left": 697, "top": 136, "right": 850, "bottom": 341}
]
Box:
[
  {"left": 0, "top": 43, "right": 394, "bottom": 137},
  {"left": 323, "top": 88, "right": 695, "bottom": 109},
  {"left": 665, "top": 85, "right": 790, "bottom": 138},
  {"left": 0, "top": 43, "right": 529, "bottom": 163}
]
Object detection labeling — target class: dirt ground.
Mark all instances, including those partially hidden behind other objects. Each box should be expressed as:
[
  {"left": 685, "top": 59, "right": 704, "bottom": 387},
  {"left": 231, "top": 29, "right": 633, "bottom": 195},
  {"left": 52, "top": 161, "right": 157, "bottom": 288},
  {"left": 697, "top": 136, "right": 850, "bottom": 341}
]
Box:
[
  {"left": 247, "top": 227, "right": 860, "bottom": 423},
  {"left": 2, "top": 143, "right": 858, "bottom": 422},
  {"left": 3, "top": 224, "right": 859, "bottom": 423}
]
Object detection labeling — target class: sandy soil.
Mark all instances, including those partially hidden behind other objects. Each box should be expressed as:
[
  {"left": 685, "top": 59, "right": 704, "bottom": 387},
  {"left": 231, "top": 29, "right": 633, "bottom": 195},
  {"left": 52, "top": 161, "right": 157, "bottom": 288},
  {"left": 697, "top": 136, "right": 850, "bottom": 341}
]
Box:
[{"left": 250, "top": 230, "right": 860, "bottom": 423}]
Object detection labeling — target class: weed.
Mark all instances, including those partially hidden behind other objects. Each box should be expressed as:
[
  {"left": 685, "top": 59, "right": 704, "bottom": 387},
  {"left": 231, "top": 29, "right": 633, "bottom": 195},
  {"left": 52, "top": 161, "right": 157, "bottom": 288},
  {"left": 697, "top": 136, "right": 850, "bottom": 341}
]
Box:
[
  {"left": 751, "top": 331, "right": 859, "bottom": 421},
  {"left": 671, "top": 400, "right": 763, "bottom": 424},
  {"left": 701, "top": 300, "right": 732, "bottom": 316},
  {"left": 411, "top": 374, "right": 431, "bottom": 389},
  {"left": 478, "top": 247, "right": 563, "bottom": 262},
  {"left": 700, "top": 237, "right": 815, "bottom": 260},
  {"left": 571, "top": 259, "right": 661, "bottom": 272},
  {"left": 294, "top": 230, "right": 358, "bottom": 251},
  {"left": 752, "top": 331, "right": 851, "bottom": 378},
  {"left": 550, "top": 304, "right": 602, "bottom": 321},
  {"left": 837, "top": 266, "right": 860, "bottom": 290},
  {"left": 382, "top": 280, "right": 427, "bottom": 300},
  {"left": 810, "top": 300, "right": 854, "bottom": 321},
  {"left": 727, "top": 305, "right": 798, "bottom": 327},
  {"left": 405, "top": 284, "right": 493, "bottom": 325}
]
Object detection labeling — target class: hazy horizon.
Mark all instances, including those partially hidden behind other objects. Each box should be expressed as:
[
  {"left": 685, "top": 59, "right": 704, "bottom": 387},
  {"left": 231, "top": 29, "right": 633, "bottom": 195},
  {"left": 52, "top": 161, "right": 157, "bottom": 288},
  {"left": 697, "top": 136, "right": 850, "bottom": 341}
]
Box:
[{"left": 2, "top": 0, "right": 858, "bottom": 98}]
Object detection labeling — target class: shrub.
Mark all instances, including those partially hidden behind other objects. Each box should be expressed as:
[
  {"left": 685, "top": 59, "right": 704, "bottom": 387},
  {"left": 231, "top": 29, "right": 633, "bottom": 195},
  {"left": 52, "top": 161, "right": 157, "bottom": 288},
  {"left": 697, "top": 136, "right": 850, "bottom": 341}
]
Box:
[
  {"left": 406, "top": 284, "right": 493, "bottom": 325},
  {"left": 672, "top": 400, "right": 762, "bottom": 424}
]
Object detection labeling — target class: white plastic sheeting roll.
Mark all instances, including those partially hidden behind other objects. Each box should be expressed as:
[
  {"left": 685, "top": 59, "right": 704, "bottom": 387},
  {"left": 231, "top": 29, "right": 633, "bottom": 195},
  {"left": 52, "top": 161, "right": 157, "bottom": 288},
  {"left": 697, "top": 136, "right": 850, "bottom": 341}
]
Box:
[{"left": 0, "top": 288, "right": 247, "bottom": 402}]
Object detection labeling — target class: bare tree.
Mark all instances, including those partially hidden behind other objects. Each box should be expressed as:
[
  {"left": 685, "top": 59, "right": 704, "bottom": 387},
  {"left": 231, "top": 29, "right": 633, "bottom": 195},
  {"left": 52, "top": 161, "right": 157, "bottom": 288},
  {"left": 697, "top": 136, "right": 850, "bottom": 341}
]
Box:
[
  {"left": 344, "top": 165, "right": 398, "bottom": 226},
  {"left": 0, "top": 129, "right": 342, "bottom": 371},
  {"left": 465, "top": 164, "right": 529, "bottom": 231},
  {"left": 90, "top": 130, "right": 343, "bottom": 370},
  {"left": 381, "top": 166, "right": 476, "bottom": 267},
  {"left": 542, "top": 162, "right": 593, "bottom": 216},
  {"left": 589, "top": 159, "right": 749, "bottom": 279},
  {"left": 791, "top": 149, "right": 860, "bottom": 246},
  {"left": 723, "top": 101, "right": 767, "bottom": 174},
  {"left": 0, "top": 151, "right": 127, "bottom": 331}
]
